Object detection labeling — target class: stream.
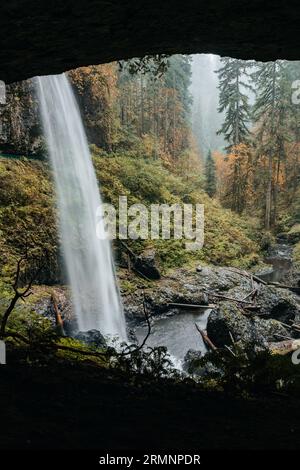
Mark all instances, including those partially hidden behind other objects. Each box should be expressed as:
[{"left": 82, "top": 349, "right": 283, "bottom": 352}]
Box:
[
  {"left": 135, "top": 308, "right": 211, "bottom": 365},
  {"left": 257, "top": 243, "right": 293, "bottom": 283},
  {"left": 135, "top": 243, "right": 296, "bottom": 365}
]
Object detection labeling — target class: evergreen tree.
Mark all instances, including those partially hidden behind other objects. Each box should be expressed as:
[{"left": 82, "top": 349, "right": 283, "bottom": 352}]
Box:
[
  {"left": 252, "top": 60, "right": 291, "bottom": 229},
  {"left": 117, "top": 55, "right": 192, "bottom": 159},
  {"left": 205, "top": 150, "right": 217, "bottom": 197},
  {"left": 216, "top": 58, "right": 253, "bottom": 213},
  {"left": 216, "top": 58, "right": 253, "bottom": 148}
]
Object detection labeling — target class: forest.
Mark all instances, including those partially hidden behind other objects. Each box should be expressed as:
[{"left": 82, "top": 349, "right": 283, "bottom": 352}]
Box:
[{"left": 0, "top": 53, "right": 299, "bottom": 450}]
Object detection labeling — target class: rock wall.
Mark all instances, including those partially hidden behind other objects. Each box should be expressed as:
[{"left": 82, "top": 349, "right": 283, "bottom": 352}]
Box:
[
  {"left": 0, "top": 80, "right": 43, "bottom": 156},
  {"left": 0, "top": 64, "right": 118, "bottom": 155}
]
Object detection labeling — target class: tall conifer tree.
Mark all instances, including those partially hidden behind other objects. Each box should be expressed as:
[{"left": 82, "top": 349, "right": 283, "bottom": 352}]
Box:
[{"left": 204, "top": 150, "right": 217, "bottom": 197}]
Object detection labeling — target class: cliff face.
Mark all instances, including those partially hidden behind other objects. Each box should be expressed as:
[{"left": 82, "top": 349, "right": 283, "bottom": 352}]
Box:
[
  {"left": 68, "top": 63, "right": 119, "bottom": 151},
  {"left": 0, "top": 80, "right": 43, "bottom": 156},
  {"left": 0, "top": 63, "right": 119, "bottom": 156}
]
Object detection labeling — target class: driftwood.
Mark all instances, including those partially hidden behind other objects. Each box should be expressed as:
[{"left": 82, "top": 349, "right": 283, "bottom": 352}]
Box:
[
  {"left": 268, "top": 339, "right": 300, "bottom": 356},
  {"left": 266, "top": 281, "right": 300, "bottom": 294},
  {"left": 195, "top": 324, "right": 217, "bottom": 351},
  {"left": 167, "top": 302, "right": 216, "bottom": 309},
  {"left": 241, "top": 304, "right": 261, "bottom": 311},
  {"left": 225, "top": 267, "right": 267, "bottom": 285},
  {"left": 209, "top": 292, "right": 255, "bottom": 305},
  {"left": 51, "top": 293, "right": 65, "bottom": 336},
  {"left": 224, "top": 344, "right": 237, "bottom": 357},
  {"left": 242, "top": 288, "right": 257, "bottom": 301}
]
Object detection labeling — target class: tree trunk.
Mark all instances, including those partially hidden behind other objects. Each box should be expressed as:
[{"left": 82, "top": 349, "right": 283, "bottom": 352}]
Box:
[{"left": 265, "top": 153, "right": 273, "bottom": 230}]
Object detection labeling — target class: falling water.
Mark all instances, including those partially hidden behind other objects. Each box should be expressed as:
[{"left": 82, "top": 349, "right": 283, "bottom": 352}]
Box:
[{"left": 36, "top": 73, "right": 127, "bottom": 340}]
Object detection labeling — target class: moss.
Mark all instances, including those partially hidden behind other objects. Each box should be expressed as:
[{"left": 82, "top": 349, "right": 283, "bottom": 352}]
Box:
[
  {"left": 92, "top": 149, "right": 261, "bottom": 270},
  {"left": 288, "top": 223, "right": 300, "bottom": 235},
  {"left": 293, "top": 241, "right": 300, "bottom": 264},
  {"left": 0, "top": 150, "right": 262, "bottom": 294}
]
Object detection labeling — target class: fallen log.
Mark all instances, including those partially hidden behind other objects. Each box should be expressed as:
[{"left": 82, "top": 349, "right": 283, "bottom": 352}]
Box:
[
  {"left": 225, "top": 267, "right": 267, "bottom": 285},
  {"left": 268, "top": 339, "right": 300, "bottom": 356},
  {"left": 209, "top": 292, "right": 256, "bottom": 305},
  {"left": 51, "top": 293, "right": 65, "bottom": 336},
  {"left": 266, "top": 282, "right": 300, "bottom": 294},
  {"left": 277, "top": 320, "right": 300, "bottom": 333},
  {"left": 242, "top": 288, "right": 257, "bottom": 301},
  {"left": 225, "top": 344, "right": 237, "bottom": 357},
  {"left": 195, "top": 324, "right": 217, "bottom": 351},
  {"left": 167, "top": 302, "right": 216, "bottom": 309}
]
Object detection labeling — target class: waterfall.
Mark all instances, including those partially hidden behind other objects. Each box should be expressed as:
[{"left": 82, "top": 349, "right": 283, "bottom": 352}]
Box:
[{"left": 36, "top": 73, "right": 127, "bottom": 341}]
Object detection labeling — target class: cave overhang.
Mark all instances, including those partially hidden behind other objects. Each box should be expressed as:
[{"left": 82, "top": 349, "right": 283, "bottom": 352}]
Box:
[{"left": 0, "top": 0, "right": 299, "bottom": 83}]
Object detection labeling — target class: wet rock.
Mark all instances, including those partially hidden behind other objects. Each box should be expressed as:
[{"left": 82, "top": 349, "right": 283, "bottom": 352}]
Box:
[
  {"left": 282, "top": 265, "right": 300, "bottom": 289},
  {"left": 123, "top": 266, "right": 248, "bottom": 324},
  {"left": 123, "top": 291, "right": 147, "bottom": 324},
  {"left": 254, "top": 266, "right": 274, "bottom": 279},
  {"left": 287, "top": 225, "right": 300, "bottom": 244},
  {"left": 207, "top": 301, "right": 289, "bottom": 349},
  {"left": 34, "top": 288, "right": 77, "bottom": 334},
  {"left": 183, "top": 349, "right": 223, "bottom": 377},
  {"left": 145, "top": 286, "right": 208, "bottom": 316},
  {"left": 226, "top": 283, "right": 299, "bottom": 323},
  {"left": 194, "top": 266, "right": 249, "bottom": 291},
  {"left": 134, "top": 249, "right": 161, "bottom": 280},
  {"left": 256, "top": 285, "right": 299, "bottom": 322},
  {"left": 74, "top": 329, "right": 106, "bottom": 348}
]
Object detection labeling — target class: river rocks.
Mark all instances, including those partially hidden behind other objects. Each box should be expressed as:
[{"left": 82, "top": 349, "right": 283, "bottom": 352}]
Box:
[
  {"left": 227, "top": 283, "right": 299, "bottom": 323},
  {"left": 145, "top": 286, "right": 208, "bottom": 316},
  {"left": 287, "top": 225, "right": 300, "bottom": 244},
  {"left": 277, "top": 226, "right": 300, "bottom": 244},
  {"left": 256, "top": 286, "right": 299, "bottom": 322},
  {"left": 74, "top": 329, "right": 107, "bottom": 348},
  {"left": 152, "top": 266, "right": 247, "bottom": 308},
  {"left": 194, "top": 266, "right": 248, "bottom": 291},
  {"left": 123, "top": 290, "right": 147, "bottom": 324},
  {"left": 207, "top": 301, "right": 289, "bottom": 349}
]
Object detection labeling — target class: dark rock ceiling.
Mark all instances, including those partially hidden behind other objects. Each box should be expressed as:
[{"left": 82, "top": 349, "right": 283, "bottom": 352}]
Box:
[{"left": 0, "top": 0, "right": 299, "bottom": 83}]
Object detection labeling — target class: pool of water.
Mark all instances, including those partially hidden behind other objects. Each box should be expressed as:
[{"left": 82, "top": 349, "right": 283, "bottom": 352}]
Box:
[
  {"left": 258, "top": 243, "right": 292, "bottom": 283},
  {"left": 135, "top": 308, "right": 211, "bottom": 363}
]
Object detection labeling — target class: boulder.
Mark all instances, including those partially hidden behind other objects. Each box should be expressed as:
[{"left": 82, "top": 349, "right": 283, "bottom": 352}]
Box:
[
  {"left": 35, "top": 288, "right": 77, "bottom": 335},
  {"left": 194, "top": 266, "right": 249, "bottom": 291},
  {"left": 207, "top": 301, "right": 289, "bottom": 349},
  {"left": 227, "top": 283, "right": 299, "bottom": 323},
  {"left": 74, "top": 329, "right": 106, "bottom": 348},
  {"left": 287, "top": 224, "right": 300, "bottom": 244},
  {"left": 134, "top": 249, "right": 161, "bottom": 280}
]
